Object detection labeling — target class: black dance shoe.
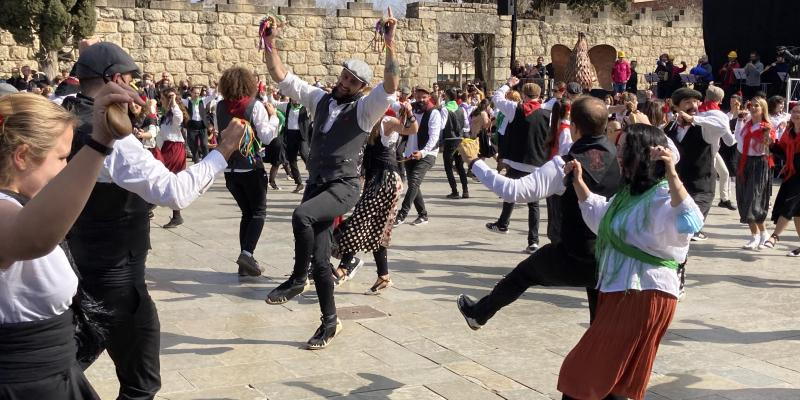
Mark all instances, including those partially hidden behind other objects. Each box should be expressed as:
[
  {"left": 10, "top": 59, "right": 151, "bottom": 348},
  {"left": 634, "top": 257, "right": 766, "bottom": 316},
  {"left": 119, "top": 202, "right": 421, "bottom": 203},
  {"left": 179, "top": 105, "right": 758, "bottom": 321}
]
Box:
[
  {"left": 307, "top": 315, "right": 342, "bottom": 350},
  {"left": 265, "top": 278, "right": 309, "bottom": 305},
  {"left": 456, "top": 294, "right": 483, "bottom": 331}
]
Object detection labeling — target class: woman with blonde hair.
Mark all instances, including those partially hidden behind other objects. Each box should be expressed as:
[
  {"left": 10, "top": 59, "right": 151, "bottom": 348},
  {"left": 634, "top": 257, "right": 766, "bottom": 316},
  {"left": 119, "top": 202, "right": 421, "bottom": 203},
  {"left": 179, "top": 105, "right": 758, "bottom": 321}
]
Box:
[
  {"left": 734, "top": 96, "right": 777, "bottom": 249},
  {"left": 0, "top": 87, "right": 141, "bottom": 398}
]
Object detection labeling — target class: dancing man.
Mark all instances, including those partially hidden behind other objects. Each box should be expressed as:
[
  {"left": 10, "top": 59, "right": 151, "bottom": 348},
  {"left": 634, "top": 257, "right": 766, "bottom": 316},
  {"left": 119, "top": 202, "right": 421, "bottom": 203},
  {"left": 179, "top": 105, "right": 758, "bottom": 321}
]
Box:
[
  {"left": 263, "top": 12, "right": 399, "bottom": 349},
  {"left": 456, "top": 96, "right": 621, "bottom": 329}
]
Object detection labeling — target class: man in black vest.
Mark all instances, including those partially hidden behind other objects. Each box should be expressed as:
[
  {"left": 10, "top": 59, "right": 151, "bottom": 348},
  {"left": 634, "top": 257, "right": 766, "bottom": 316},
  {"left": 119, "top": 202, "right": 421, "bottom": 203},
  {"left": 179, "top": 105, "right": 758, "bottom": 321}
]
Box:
[
  {"left": 488, "top": 76, "right": 550, "bottom": 253},
  {"left": 665, "top": 87, "right": 734, "bottom": 241},
  {"left": 456, "top": 96, "right": 621, "bottom": 329},
  {"left": 63, "top": 42, "right": 247, "bottom": 399},
  {"left": 262, "top": 15, "right": 400, "bottom": 349},
  {"left": 279, "top": 98, "right": 312, "bottom": 193},
  {"left": 441, "top": 88, "right": 469, "bottom": 199},
  {"left": 395, "top": 85, "right": 442, "bottom": 226},
  {"left": 183, "top": 86, "right": 209, "bottom": 163}
]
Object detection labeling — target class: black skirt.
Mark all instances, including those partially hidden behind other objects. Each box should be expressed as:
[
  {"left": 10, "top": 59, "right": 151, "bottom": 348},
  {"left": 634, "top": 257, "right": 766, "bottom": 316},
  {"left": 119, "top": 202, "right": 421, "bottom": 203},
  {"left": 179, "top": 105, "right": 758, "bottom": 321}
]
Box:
[
  {"left": 771, "top": 172, "right": 800, "bottom": 222},
  {"left": 264, "top": 134, "right": 287, "bottom": 166},
  {"left": 736, "top": 155, "right": 772, "bottom": 223}
]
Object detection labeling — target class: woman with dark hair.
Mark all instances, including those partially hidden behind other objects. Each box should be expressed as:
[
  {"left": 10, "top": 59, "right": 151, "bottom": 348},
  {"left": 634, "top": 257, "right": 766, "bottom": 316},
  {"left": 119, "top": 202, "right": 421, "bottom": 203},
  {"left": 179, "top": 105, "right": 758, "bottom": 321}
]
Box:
[
  {"left": 158, "top": 87, "right": 190, "bottom": 228},
  {"left": 214, "top": 67, "right": 279, "bottom": 276},
  {"left": 558, "top": 123, "right": 703, "bottom": 400},
  {"left": 641, "top": 99, "right": 666, "bottom": 129},
  {"left": 333, "top": 104, "right": 418, "bottom": 294},
  {"left": 470, "top": 99, "right": 495, "bottom": 159},
  {"left": 734, "top": 96, "right": 776, "bottom": 249},
  {"left": 764, "top": 105, "right": 800, "bottom": 254}
]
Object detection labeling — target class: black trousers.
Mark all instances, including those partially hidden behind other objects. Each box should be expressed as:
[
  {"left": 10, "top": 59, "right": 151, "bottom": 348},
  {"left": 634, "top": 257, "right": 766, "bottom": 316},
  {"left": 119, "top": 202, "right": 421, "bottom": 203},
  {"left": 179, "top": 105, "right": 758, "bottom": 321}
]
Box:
[
  {"left": 291, "top": 179, "right": 360, "bottom": 317},
  {"left": 186, "top": 126, "right": 208, "bottom": 163},
  {"left": 225, "top": 170, "right": 268, "bottom": 254},
  {"left": 496, "top": 167, "right": 541, "bottom": 245},
  {"left": 340, "top": 246, "right": 389, "bottom": 277},
  {"left": 471, "top": 242, "right": 599, "bottom": 325},
  {"left": 399, "top": 155, "right": 435, "bottom": 219},
  {"left": 86, "top": 283, "right": 161, "bottom": 400},
  {"left": 285, "top": 131, "right": 309, "bottom": 185},
  {"left": 689, "top": 185, "right": 715, "bottom": 220},
  {"left": 443, "top": 140, "right": 468, "bottom": 195}
]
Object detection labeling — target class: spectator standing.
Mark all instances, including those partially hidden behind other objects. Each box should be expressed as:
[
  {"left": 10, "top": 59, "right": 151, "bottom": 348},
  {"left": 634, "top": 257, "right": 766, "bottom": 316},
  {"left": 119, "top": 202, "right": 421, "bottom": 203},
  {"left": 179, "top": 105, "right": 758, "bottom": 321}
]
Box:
[
  {"left": 690, "top": 55, "right": 714, "bottom": 95},
  {"left": 182, "top": 86, "right": 210, "bottom": 163},
  {"left": 744, "top": 52, "right": 765, "bottom": 100},
  {"left": 612, "top": 51, "right": 631, "bottom": 94},
  {"left": 719, "top": 51, "right": 741, "bottom": 104},
  {"left": 626, "top": 60, "right": 639, "bottom": 94}
]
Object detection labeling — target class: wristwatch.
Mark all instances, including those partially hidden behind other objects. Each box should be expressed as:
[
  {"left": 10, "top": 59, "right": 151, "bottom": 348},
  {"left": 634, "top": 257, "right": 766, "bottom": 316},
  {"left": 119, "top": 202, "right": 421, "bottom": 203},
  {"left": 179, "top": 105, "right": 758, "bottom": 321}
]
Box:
[{"left": 84, "top": 136, "right": 114, "bottom": 156}]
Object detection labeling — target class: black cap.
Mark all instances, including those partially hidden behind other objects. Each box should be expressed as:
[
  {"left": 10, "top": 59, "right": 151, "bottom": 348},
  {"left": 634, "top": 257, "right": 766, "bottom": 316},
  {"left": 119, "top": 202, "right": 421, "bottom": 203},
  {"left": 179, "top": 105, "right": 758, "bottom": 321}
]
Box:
[
  {"left": 566, "top": 82, "right": 582, "bottom": 95},
  {"left": 73, "top": 42, "right": 141, "bottom": 80},
  {"left": 671, "top": 87, "right": 702, "bottom": 105}
]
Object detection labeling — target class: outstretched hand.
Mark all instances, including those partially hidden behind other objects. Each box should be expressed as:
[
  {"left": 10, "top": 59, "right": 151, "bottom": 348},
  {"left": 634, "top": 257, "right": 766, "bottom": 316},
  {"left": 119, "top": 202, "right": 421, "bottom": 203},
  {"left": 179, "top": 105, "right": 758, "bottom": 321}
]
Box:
[
  {"left": 384, "top": 7, "right": 397, "bottom": 49},
  {"left": 93, "top": 81, "right": 145, "bottom": 143}
]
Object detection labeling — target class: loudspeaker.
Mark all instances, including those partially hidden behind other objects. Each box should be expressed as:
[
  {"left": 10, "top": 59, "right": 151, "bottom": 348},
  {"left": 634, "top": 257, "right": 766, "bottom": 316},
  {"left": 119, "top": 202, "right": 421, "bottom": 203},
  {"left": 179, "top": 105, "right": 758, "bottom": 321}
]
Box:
[{"left": 498, "top": 0, "right": 514, "bottom": 16}]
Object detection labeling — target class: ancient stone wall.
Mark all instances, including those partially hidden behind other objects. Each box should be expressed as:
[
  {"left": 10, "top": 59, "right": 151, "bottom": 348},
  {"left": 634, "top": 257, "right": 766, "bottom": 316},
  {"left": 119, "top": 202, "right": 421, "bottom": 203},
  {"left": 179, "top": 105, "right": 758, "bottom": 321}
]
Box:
[{"left": 0, "top": 1, "right": 704, "bottom": 91}]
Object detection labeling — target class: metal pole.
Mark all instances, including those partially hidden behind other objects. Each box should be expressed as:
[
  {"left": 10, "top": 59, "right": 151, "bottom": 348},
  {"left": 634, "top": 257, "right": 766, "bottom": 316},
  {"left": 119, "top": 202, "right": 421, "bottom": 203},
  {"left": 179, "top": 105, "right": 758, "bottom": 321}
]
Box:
[{"left": 510, "top": 11, "right": 517, "bottom": 70}]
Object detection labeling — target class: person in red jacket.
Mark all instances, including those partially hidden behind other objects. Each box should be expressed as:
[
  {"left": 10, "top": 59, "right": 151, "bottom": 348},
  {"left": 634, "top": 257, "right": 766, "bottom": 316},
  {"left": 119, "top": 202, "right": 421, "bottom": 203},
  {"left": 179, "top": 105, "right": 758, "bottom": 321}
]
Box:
[
  {"left": 612, "top": 51, "right": 631, "bottom": 94},
  {"left": 719, "top": 51, "right": 741, "bottom": 104}
]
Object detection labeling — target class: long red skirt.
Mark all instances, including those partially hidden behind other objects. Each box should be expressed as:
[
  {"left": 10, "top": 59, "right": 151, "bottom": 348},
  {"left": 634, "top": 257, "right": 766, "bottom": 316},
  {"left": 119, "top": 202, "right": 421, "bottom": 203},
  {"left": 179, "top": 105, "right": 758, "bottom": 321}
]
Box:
[
  {"left": 557, "top": 290, "right": 677, "bottom": 400},
  {"left": 148, "top": 147, "right": 165, "bottom": 163},
  {"left": 160, "top": 141, "right": 187, "bottom": 173}
]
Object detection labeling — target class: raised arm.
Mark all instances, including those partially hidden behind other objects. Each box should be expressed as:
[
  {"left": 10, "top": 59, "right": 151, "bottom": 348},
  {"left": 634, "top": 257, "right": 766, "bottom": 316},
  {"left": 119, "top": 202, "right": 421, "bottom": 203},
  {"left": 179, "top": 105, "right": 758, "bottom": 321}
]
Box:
[
  {"left": 491, "top": 77, "right": 520, "bottom": 119},
  {"left": 382, "top": 8, "right": 399, "bottom": 95}
]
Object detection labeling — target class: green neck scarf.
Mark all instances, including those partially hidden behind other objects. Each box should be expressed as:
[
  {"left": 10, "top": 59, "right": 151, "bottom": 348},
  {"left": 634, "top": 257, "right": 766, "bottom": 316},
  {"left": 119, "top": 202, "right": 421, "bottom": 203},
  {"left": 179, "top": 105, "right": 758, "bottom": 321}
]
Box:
[
  {"left": 445, "top": 100, "right": 458, "bottom": 112},
  {"left": 596, "top": 181, "right": 680, "bottom": 283}
]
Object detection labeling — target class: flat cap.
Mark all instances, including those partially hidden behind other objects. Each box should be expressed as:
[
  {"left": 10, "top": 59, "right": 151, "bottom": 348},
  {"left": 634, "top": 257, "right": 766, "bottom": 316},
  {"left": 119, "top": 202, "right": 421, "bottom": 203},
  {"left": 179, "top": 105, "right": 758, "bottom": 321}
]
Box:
[
  {"left": 671, "top": 87, "right": 703, "bottom": 105},
  {"left": 74, "top": 42, "right": 141, "bottom": 80},
  {"left": 0, "top": 82, "right": 18, "bottom": 97},
  {"left": 400, "top": 86, "right": 412, "bottom": 95},
  {"left": 566, "top": 82, "right": 583, "bottom": 95},
  {"left": 341, "top": 59, "right": 372, "bottom": 85}
]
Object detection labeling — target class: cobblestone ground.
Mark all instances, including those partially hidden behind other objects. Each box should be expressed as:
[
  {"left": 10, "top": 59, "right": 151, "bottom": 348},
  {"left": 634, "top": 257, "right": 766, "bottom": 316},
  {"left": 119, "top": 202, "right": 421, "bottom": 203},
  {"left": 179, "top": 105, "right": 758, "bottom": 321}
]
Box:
[{"left": 85, "top": 161, "right": 800, "bottom": 400}]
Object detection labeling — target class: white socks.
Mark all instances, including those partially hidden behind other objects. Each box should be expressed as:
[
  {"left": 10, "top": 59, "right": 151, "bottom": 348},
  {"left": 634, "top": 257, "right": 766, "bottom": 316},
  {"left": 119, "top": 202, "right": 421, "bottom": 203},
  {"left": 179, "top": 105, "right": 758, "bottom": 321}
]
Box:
[
  {"left": 241, "top": 250, "right": 253, "bottom": 257},
  {"left": 760, "top": 232, "right": 770, "bottom": 247},
  {"left": 743, "top": 235, "right": 760, "bottom": 250}
]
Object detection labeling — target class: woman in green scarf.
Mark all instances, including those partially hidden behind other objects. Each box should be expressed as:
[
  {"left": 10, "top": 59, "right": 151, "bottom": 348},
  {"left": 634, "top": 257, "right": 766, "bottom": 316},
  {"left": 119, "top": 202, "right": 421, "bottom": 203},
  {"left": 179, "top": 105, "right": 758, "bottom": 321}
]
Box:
[{"left": 557, "top": 123, "right": 703, "bottom": 400}]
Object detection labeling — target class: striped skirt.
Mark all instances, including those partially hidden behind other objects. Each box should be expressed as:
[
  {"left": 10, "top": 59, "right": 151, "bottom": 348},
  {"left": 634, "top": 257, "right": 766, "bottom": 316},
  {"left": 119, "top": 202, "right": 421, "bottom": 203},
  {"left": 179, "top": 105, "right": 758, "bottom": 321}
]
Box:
[{"left": 558, "top": 290, "right": 677, "bottom": 400}]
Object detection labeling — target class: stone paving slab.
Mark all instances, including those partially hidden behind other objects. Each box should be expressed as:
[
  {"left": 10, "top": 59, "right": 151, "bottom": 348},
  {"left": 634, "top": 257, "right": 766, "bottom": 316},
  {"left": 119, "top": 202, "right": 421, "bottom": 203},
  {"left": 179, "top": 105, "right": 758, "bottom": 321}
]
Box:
[{"left": 84, "top": 161, "right": 800, "bottom": 399}]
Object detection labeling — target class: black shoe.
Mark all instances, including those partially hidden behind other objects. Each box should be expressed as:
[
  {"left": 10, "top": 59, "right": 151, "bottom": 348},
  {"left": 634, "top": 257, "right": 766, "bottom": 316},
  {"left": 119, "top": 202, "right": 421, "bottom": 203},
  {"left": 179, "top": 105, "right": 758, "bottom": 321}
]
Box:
[
  {"left": 148, "top": 211, "right": 155, "bottom": 220},
  {"left": 307, "top": 316, "right": 342, "bottom": 350},
  {"left": 265, "top": 278, "right": 309, "bottom": 305},
  {"left": 524, "top": 243, "right": 540, "bottom": 254},
  {"left": 456, "top": 294, "right": 483, "bottom": 331},
  {"left": 446, "top": 192, "right": 461, "bottom": 199},
  {"left": 410, "top": 215, "right": 429, "bottom": 226},
  {"left": 236, "top": 253, "right": 263, "bottom": 277},
  {"left": 718, "top": 200, "right": 737, "bottom": 211},
  {"left": 292, "top": 183, "right": 305, "bottom": 193},
  {"left": 237, "top": 265, "right": 247, "bottom": 277},
  {"left": 393, "top": 216, "right": 405, "bottom": 227},
  {"left": 163, "top": 216, "right": 184, "bottom": 228},
  {"left": 461, "top": 192, "right": 470, "bottom": 199},
  {"left": 269, "top": 182, "right": 281, "bottom": 190},
  {"left": 691, "top": 231, "right": 708, "bottom": 241},
  {"left": 485, "top": 222, "right": 508, "bottom": 234},
  {"left": 344, "top": 257, "right": 364, "bottom": 280}
]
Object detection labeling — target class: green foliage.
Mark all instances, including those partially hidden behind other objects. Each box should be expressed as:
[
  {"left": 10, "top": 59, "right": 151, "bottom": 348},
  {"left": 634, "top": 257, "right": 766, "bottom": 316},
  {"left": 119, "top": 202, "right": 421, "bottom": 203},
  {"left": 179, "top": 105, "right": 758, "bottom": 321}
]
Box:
[
  {"left": 0, "top": 0, "right": 96, "bottom": 53},
  {"left": 521, "top": 0, "right": 628, "bottom": 18}
]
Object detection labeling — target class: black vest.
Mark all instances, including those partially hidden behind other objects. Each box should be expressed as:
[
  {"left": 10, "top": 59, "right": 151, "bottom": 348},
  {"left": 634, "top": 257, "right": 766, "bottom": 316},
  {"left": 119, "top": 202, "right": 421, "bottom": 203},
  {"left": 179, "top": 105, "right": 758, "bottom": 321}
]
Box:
[
  {"left": 665, "top": 122, "right": 715, "bottom": 194},
  {"left": 363, "top": 135, "right": 398, "bottom": 174},
  {"left": 281, "top": 105, "right": 311, "bottom": 142},
  {"left": 63, "top": 94, "right": 151, "bottom": 288},
  {"left": 186, "top": 98, "right": 207, "bottom": 128},
  {"left": 416, "top": 109, "right": 440, "bottom": 152},
  {"left": 502, "top": 104, "right": 550, "bottom": 167},
  {"left": 308, "top": 94, "right": 368, "bottom": 183},
  {"left": 559, "top": 135, "right": 622, "bottom": 258},
  {"left": 216, "top": 98, "right": 264, "bottom": 170}
]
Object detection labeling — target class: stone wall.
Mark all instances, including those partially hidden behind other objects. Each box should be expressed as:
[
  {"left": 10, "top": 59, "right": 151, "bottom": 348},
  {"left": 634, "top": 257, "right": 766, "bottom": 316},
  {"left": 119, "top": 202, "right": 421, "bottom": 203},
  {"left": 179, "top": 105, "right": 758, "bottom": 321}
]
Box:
[{"left": 0, "top": 1, "right": 704, "bottom": 91}]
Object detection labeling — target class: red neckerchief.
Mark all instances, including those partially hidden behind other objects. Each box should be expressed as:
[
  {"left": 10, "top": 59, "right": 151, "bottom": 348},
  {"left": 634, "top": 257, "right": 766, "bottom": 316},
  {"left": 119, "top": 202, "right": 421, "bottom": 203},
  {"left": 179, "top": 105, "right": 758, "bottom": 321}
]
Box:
[
  {"left": 698, "top": 101, "right": 720, "bottom": 112},
  {"left": 738, "top": 120, "right": 776, "bottom": 179},
  {"left": 225, "top": 96, "right": 251, "bottom": 119},
  {"left": 779, "top": 126, "right": 800, "bottom": 180},
  {"left": 550, "top": 122, "right": 571, "bottom": 159},
  {"left": 521, "top": 99, "right": 541, "bottom": 117}
]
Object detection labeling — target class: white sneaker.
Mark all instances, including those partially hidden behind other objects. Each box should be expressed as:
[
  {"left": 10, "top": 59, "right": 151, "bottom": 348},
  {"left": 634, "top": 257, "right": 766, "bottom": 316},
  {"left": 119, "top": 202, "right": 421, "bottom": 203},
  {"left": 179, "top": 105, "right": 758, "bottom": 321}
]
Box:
[{"left": 742, "top": 237, "right": 760, "bottom": 250}]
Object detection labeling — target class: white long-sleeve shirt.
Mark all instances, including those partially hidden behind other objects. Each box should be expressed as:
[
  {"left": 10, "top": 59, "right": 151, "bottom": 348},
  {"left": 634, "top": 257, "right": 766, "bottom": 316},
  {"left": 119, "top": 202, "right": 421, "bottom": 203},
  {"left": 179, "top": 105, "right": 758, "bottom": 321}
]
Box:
[
  {"left": 276, "top": 72, "right": 396, "bottom": 135},
  {"left": 404, "top": 109, "right": 442, "bottom": 158},
  {"left": 674, "top": 110, "right": 736, "bottom": 155},
  {"left": 472, "top": 156, "right": 568, "bottom": 203},
  {"left": 98, "top": 135, "right": 229, "bottom": 210},
  {"left": 579, "top": 187, "right": 702, "bottom": 297},
  {"left": 158, "top": 103, "right": 185, "bottom": 144},
  {"left": 734, "top": 118, "right": 772, "bottom": 156}
]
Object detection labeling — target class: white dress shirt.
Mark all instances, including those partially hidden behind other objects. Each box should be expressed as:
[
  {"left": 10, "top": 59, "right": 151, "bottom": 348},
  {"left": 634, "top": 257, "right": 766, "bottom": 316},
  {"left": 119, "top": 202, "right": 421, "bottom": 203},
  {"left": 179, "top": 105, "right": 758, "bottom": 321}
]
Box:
[
  {"left": 674, "top": 110, "right": 736, "bottom": 155},
  {"left": 556, "top": 120, "right": 573, "bottom": 156},
  {"left": 182, "top": 97, "right": 205, "bottom": 122},
  {"left": 98, "top": 135, "right": 229, "bottom": 210},
  {"left": 734, "top": 118, "right": 771, "bottom": 156},
  {"left": 158, "top": 103, "right": 185, "bottom": 144},
  {"left": 277, "top": 72, "right": 396, "bottom": 135},
  {"left": 404, "top": 109, "right": 442, "bottom": 158},
  {"left": 492, "top": 84, "right": 537, "bottom": 173},
  {"left": 472, "top": 156, "right": 568, "bottom": 203},
  {"left": 0, "top": 194, "right": 78, "bottom": 324},
  {"left": 286, "top": 106, "right": 302, "bottom": 130}
]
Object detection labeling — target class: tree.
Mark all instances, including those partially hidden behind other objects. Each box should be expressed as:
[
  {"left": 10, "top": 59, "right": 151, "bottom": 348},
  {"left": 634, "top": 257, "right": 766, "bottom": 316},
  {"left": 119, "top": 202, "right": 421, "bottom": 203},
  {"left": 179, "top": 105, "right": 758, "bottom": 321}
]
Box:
[
  {"left": 0, "top": 0, "right": 96, "bottom": 79},
  {"left": 519, "top": 0, "right": 627, "bottom": 18}
]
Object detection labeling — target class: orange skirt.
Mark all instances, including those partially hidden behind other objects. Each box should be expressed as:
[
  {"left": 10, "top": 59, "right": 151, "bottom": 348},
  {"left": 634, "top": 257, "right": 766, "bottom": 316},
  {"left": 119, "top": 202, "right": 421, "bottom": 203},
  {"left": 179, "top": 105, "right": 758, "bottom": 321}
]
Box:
[{"left": 557, "top": 290, "right": 677, "bottom": 400}]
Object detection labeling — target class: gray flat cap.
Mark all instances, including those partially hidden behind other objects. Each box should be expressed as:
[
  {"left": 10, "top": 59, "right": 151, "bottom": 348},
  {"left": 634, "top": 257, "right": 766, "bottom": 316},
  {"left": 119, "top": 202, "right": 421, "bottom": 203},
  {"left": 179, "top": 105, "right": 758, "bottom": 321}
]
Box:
[
  {"left": 0, "top": 82, "right": 18, "bottom": 97},
  {"left": 342, "top": 59, "right": 373, "bottom": 85},
  {"left": 400, "top": 86, "right": 411, "bottom": 95},
  {"left": 566, "top": 82, "right": 583, "bottom": 95},
  {"left": 74, "top": 42, "right": 141, "bottom": 80}
]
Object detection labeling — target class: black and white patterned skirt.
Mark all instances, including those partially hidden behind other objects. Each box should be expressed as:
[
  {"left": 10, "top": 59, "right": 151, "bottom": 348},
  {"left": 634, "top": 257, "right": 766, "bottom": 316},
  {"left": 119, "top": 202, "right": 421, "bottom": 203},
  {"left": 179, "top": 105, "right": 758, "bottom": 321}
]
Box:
[{"left": 336, "top": 169, "right": 403, "bottom": 254}]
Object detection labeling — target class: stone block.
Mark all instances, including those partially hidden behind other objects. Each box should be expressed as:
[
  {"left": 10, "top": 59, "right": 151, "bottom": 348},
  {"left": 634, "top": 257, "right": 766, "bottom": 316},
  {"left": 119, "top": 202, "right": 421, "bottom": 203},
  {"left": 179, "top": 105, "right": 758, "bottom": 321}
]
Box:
[
  {"left": 163, "top": 10, "right": 181, "bottom": 22},
  {"left": 118, "top": 20, "right": 134, "bottom": 33},
  {"left": 182, "top": 35, "right": 203, "bottom": 48},
  {"left": 191, "top": 48, "right": 207, "bottom": 60},
  {"left": 288, "top": 0, "right": 315, "bottom": 7},
  {"left": 278, "top": 6, "right": 327, "bottom": 16},
  {"left": 293, "top": 63, "right": 308, "bottom": 75},
  {"left": 199, "top": 11, "right": 219, "bottom": 23},
  {"left": 160, "top": 35, "right": 182, "bottom": 49},
  {"left": 122, "top": 33, "right": 143, "bottom": 49},
  {"left": 286, "top": 51, "right": 306, "bottom": 64},
  {"left": 295, "top": 41, "right": 310, "bottom": 51},
  {"left": 219, "top": 12, "right": 236, "bottom": 24},
  {"left": 224, "top": 25, "right": 248, "bottom": 37},
  {"left": 332, "top": 28, "right": 346, "bottom": 40},
  {"left": 235, "top": 13, "right": 252, "bottom": 25},
  {"left": 216, "top": 36, "right": 234, "bottom": 49},
  {"left": 143, "top": 9, "right": 163, "bottom": 21},
  {"left": 105, "top": 0, "right": 134, "bottom": 7},
  {"left": 98, "top": 8, "right": 123, "bottom": 20},
  {"left": 180, "top": 12, "right": 199, "bottom": 23},
  {"left": 221, "top": 48, "right": 239, "bottom": 61},
  {"left": 165, "top": 60, "right": 186, "bottom": 73},
  {"left": 129, "top": 48, "right": 150, "bottom": 62},
  {"left": 149, "top": 22, "right": 169, "bottom": 35},
  {"left": 205, "top": 49, "right": 222, "bottom": 63},
  {"left": 305, "top": 16, "right": 323, "bottom": 28},
  {"left": 193, "top": 24, "right": 208, "bottom": 34},
  {"left": 144, "top": 36, "right": 163, "bottom": 50},
  {"left": 95, "top": 20, "right": 117, "bottom": 34}
]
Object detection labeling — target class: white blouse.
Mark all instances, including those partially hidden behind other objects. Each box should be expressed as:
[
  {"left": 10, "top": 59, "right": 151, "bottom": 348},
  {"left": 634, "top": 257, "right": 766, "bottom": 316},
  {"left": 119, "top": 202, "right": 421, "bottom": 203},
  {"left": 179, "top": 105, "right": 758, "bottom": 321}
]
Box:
[
  {"left": 579, "top": 186, "right": 703, "bottom": 298},
  {"left": 734, "top": 118, "right": 770, "bottom": 156},
  {"left": 0, "top": 193, "right": 78, "bottom": 324},
  {"left": 158, "top": 103, "right": 185, "bottom": 144}
]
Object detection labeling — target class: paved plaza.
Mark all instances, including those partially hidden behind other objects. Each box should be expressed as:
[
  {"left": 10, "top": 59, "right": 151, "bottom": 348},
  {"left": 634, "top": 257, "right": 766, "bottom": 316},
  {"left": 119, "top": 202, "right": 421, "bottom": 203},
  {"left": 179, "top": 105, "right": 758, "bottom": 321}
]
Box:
[{"left": 85, "top": 161, "right": 800, "bottom": 400}]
